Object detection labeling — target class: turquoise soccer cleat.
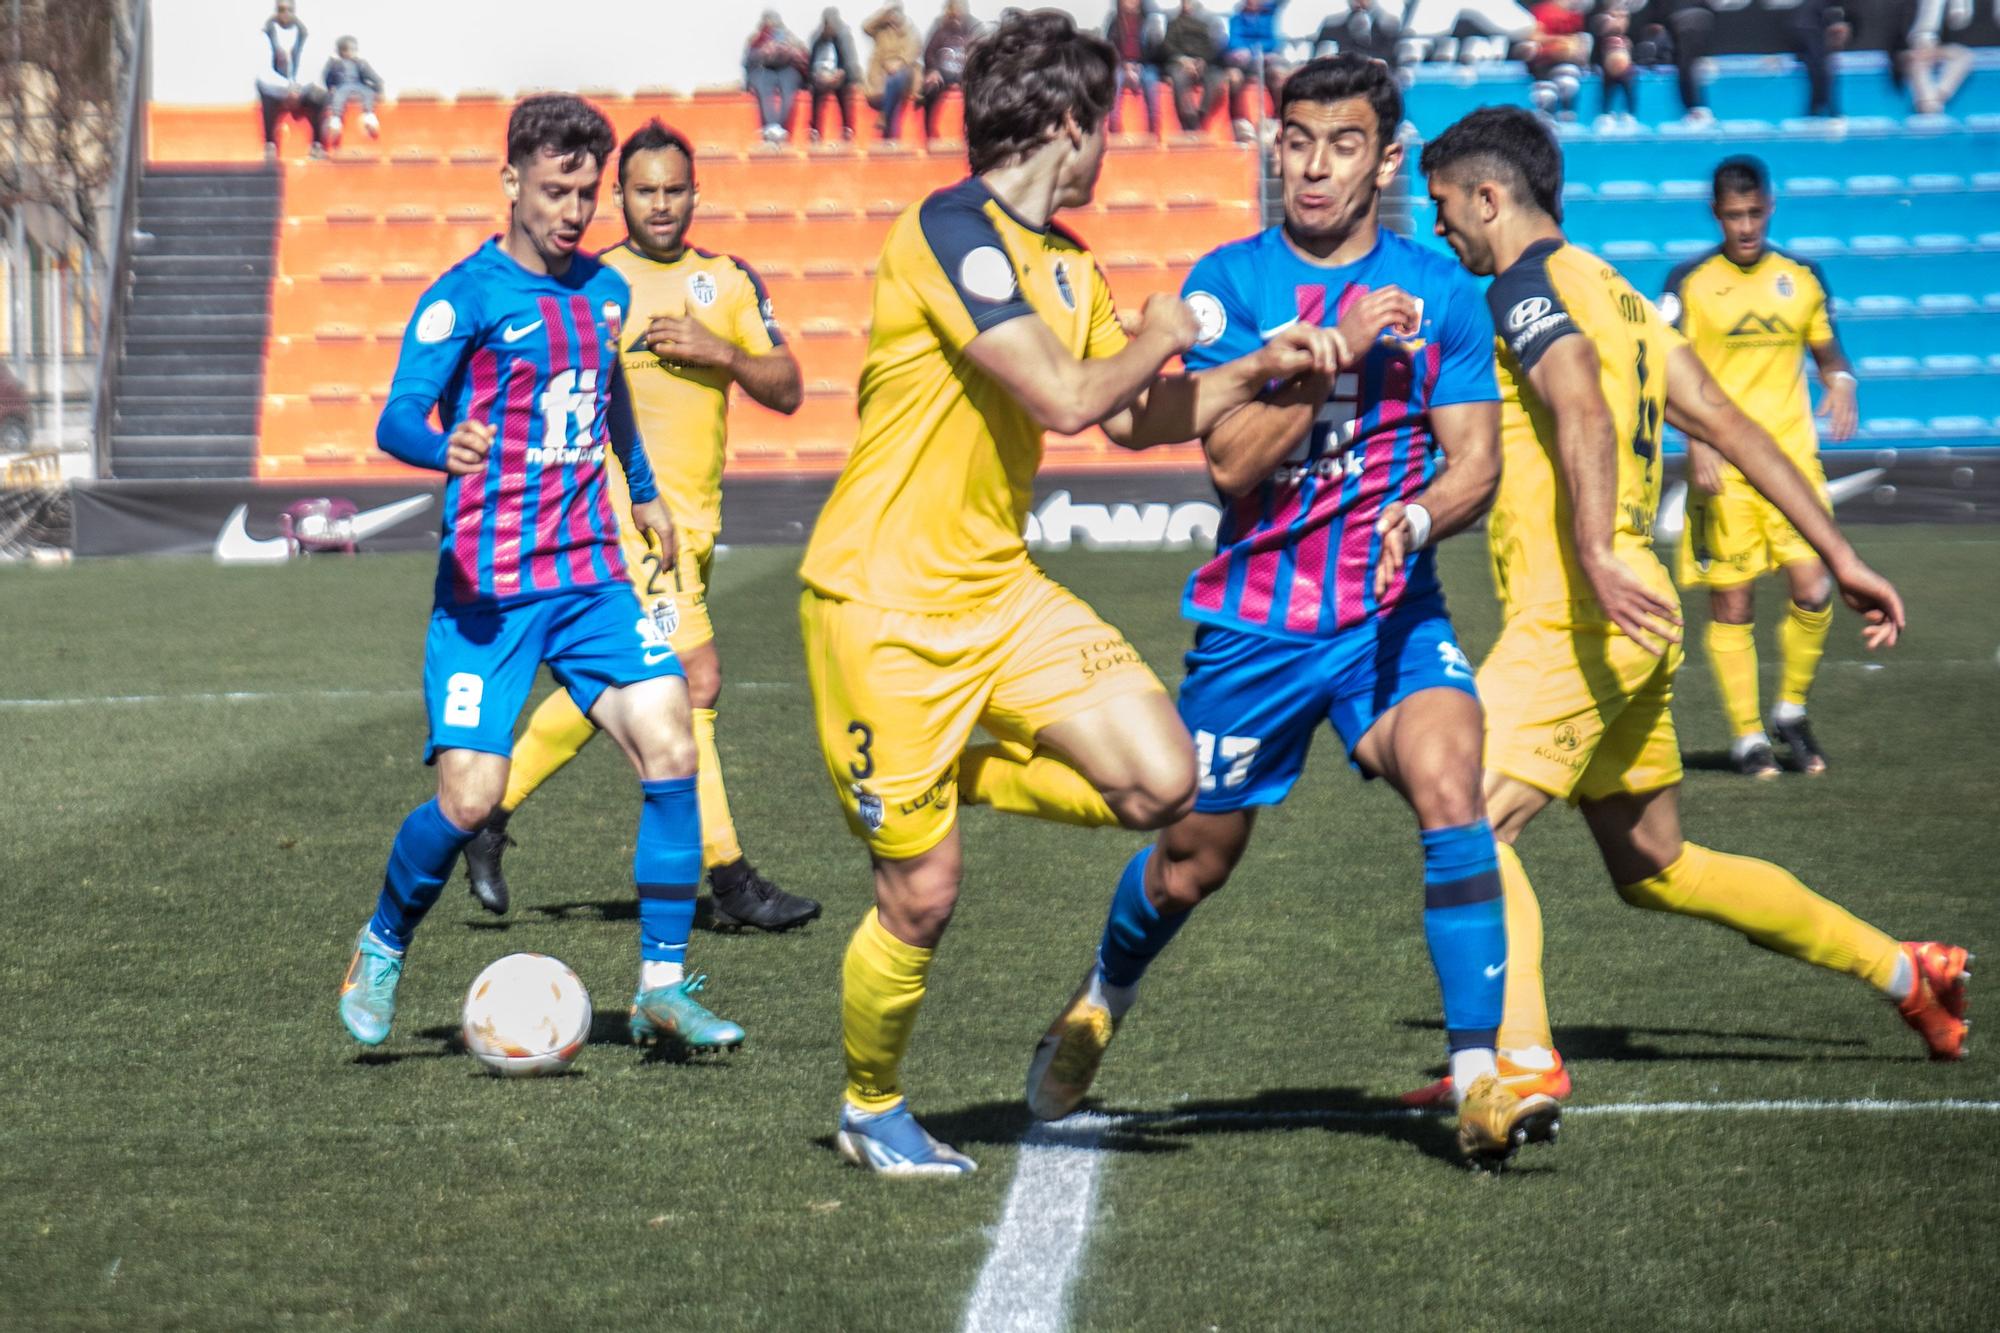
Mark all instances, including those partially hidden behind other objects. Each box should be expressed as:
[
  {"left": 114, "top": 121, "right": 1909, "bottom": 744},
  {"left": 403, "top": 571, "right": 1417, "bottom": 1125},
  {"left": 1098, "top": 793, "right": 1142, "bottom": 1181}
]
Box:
[
  {"left": 628, "top": 973, "right": 745, "bottom": 1052},
  {"left": 835, "top": 1100, "right": 977, "bottom": 1177},
  {"left": 338, "top": 929, "right": 404, "bottom": 1046}
]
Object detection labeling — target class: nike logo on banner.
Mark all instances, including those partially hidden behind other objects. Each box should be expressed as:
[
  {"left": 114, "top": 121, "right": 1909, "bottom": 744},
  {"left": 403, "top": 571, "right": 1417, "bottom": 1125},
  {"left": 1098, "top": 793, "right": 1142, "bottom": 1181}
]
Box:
[
  {"left": 1484, "top": 963, "right": 1507, "bottom": 979},
  {"left": 213, "top": 496, "right": 437, "bottom": 565},
  {"left": 502, "top": 320, "right": 543, "bottom": 343}
]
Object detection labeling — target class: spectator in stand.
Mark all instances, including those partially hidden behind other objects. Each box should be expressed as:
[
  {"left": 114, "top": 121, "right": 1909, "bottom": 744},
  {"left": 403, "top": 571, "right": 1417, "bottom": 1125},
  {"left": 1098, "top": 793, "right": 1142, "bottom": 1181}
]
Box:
[
  {"left": 1591, "top": 0, "right": 1640, "bottom": 126},
  {"left": 806, "top": 8, "right": 863, "bottom": 143},
  {"left": 863, "top": 3, "right": 921, "bottom": 141},
  {"left": 1223, "top": 0, "right": 1290, "bottom": 144},
  {"left": 1160, "top": 0, "right": 1228, "bottom": 135},
  {"left": 1105, "top": 0, "right": 1163, "bottom": 136},
  {"left": 1525, "top": 0, "right": 1587, "bottom": 122},
  {"left": 919, "top": 0, "right": 978, "bottom": 141},
  {"left": 1660, "top": 0, "right": 1715, "bottom": 123},
  {"left": 745, "top": 9, "right": 809, "bottom": 144},
  {"left": 1399, "top": 0, "right": 1535, "bottom": 54},
  {"left": 1314, "top": 0, "right": 1401, "bottom": 68},
  {"left": 256, "top": 0, "right": 328, "bottom": 160},
  {"left": 322, "top": 36, "right": 384, "bottom": 144},
  {"left": 1790, "top": 0, "right": 1847, "bottom": 119},
  {"left": 1889, "top": 0, "right": 1975, "bottom": 115}
]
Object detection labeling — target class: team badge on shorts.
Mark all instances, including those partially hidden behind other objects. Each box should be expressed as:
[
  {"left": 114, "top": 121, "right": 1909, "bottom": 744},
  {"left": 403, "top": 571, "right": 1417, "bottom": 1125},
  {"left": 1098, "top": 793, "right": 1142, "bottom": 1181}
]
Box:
[
  {"left": 648, "top": 595, "right": 679, "bottom": 641},
  {"left": 853, "top": 785, "right": 885, "bottom": 833}
]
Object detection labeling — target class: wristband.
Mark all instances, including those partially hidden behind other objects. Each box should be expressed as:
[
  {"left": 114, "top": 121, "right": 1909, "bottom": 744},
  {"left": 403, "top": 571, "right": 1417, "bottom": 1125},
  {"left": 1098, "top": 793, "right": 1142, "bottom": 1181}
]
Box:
[
  {"left": 1828, "top": 370, "right": 1856, "bottom": 387},
  {"left": 1404, "top": 501, "right": 1433, "bottom": 550}
]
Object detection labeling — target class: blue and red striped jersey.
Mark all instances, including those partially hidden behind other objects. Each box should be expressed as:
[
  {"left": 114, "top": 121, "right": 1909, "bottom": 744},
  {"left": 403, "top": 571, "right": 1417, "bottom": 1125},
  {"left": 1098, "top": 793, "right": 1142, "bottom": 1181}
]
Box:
[
  {"left": 1180, "top": 227, "right": 1498, "bottom": 638},
  {"left": 387, "top": 239, "right": 656, "bottom": 607}
]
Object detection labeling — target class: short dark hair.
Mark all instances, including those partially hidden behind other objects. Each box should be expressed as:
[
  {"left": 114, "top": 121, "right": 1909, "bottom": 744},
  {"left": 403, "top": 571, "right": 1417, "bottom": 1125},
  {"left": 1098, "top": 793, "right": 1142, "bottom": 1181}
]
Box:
[
  {"left": 506, "top": 93, "right": 615, "bottom": 173},
  {"left": 1712, "top": 154, "right": 1770, "bottom": 201},
  {"left": 1278, "top": 54, "right": 1403, "bottom": 148},
  {"left": 1418, "top": 105, "right": 1564, "bottom": 223},
  {"left": 962, "top": 9, "right": 1117, "bottom": 176},
  {"left": 618, "top": 119, "right": 696, "bottom": 186}
]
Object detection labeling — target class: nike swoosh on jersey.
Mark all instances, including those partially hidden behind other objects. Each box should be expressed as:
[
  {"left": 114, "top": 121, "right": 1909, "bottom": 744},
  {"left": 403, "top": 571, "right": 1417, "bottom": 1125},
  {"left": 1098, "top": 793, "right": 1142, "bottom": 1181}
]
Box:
[
  {"left": 503, "top": 320, "right": 544, "bottom": 343},
  {"left": 1259, "top": 320, "right": 1300, "bottom": 340}
]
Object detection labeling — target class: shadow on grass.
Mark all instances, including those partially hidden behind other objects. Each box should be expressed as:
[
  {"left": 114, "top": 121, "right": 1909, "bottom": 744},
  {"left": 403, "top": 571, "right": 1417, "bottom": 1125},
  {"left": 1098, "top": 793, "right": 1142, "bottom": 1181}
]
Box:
[
  {"left": 910, "top": 1087, "right": 1468, "bottom": 1169},
  {"left": 520, "top": 898, "right": 729, "bottom": 932},
  {"left": 1400, "top": 1018, "right": 1889, "bottom": 1069}
]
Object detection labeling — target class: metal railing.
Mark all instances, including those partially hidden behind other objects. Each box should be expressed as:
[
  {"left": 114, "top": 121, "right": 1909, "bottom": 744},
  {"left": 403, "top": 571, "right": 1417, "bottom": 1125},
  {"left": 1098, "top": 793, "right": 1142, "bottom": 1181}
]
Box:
[{"left": 89, "top": 0, "right": 148, "bottom": 479}]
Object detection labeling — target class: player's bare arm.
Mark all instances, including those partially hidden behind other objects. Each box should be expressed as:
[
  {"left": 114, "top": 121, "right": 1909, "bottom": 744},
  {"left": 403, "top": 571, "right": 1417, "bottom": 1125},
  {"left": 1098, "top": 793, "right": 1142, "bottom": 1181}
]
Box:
[
  {"left": 961, "top": 290, "right": 1196, "bottom": 436},
  {"left": 1808, "top": 337, "right": 1858, "bottom": 443},
  {"left": 642, "top": 314, "right": 804, "bottom": 415},
  {"left": 1664, "top": 345, "right": 1903, "bottom": 646},
  {"left": 1201, "top": 284, "right": 1421, "bottom": 495},
  {"left": 1528, "top": 335, "right": 1683, "bottom": 654},
  {"left": 1685, "top": 436, "right": 1725, "bottom": 492},
  {"left": 1372, "top": 400, "right": 1501, "bottom": 597},
  {"left": 1104, "top": 320, "right": 1342, "bottom": 450}
]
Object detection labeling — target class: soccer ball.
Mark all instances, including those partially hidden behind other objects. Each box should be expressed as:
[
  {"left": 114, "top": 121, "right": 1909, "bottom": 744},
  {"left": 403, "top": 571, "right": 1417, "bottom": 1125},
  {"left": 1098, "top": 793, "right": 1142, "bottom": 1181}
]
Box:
[{"left": 461, "top": 953, "right": 592, "bottom": 1077}]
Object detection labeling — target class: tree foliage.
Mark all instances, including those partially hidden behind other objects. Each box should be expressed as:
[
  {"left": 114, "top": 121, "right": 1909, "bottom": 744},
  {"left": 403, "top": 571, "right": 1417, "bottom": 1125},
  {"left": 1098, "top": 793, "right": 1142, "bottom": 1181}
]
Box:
[{"left": 0, "top": 0, "right": 133, "bottom": 256}]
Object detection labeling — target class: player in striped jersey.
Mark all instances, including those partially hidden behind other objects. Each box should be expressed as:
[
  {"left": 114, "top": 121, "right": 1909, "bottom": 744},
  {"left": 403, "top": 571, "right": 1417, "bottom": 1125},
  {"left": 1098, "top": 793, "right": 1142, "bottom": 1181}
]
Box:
[
  {"left": 1027, "top": 57, "right": 1559, "bottom": 1169},
  {"left": 337, "top": 96, "right": 744, "bottom": 1056}
]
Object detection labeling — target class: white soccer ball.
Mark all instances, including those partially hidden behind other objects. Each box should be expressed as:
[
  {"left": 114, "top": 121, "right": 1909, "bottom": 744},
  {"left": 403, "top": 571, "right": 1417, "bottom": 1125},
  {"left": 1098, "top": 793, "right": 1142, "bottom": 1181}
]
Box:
[{"left": 461, "top": 953, "right": 592, "bottom": 1077}]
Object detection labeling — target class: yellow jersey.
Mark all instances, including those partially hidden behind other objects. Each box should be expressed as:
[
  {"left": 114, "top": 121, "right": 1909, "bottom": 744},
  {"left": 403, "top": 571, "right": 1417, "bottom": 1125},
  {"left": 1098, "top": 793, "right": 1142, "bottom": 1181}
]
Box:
[
  {"left": 1485, "top": 238, "right": 1680, "bottom": 617},
  {"left": 1660, "top": 245, "right": 1835, "bottom": 467},
  {"left": 798, "top": 177, "right": 1125, "bottom": 613},
  {"left": 599, "top": 241, "right": 785, "bottom": 535}
]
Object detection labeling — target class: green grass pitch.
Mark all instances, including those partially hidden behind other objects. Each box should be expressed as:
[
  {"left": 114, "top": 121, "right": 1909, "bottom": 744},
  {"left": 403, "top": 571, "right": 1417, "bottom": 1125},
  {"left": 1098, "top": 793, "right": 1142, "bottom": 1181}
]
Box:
[{"left": 2, "top": 526, "right": 1995, "bottom": 1330}]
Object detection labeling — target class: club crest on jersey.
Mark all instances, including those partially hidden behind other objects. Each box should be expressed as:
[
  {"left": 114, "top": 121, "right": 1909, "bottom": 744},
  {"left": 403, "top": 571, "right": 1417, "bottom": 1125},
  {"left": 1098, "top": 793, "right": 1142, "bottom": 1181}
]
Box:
[
  {"left": 1053, "top": 259, "right": 1076, "bottom": 310},
  {"left": 601, "top": 301, "right": 623, "bottom": 354},
  {"left": 1775, "top": 273, "right": 1794, "bottom": 298},
  {"left": 688, "top": 272, "right": 718, "bottom": 307},
  {"left": 1380, "top": 296, "right": 1427, "bottom": 353}
]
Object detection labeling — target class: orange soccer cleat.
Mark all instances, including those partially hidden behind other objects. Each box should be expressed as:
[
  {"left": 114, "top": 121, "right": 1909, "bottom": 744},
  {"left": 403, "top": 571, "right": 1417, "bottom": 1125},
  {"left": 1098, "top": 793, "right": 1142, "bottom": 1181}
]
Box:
[
  {"left": 1898, "top": 941, "right": 1972, "bottom": 1060},
  {"left": 1400, "top": 1049, "right": 1573, "bottom": 1109}
]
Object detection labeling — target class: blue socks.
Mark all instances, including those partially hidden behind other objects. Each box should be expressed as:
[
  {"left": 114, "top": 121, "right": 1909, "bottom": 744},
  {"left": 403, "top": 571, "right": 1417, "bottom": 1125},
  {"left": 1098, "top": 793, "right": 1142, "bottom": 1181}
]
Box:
[
  {"left": 1096, "top": 847, "right": 1189, "bottom": 988},
  {"left": 1420, "top": 820, "right": 1507, "bottom": 1052},
  {"left": 635, "top": 776, "right": 701, "bottom": 967},
  {"left": 367, "top": 799, "right": 477, "bottom": 951}
]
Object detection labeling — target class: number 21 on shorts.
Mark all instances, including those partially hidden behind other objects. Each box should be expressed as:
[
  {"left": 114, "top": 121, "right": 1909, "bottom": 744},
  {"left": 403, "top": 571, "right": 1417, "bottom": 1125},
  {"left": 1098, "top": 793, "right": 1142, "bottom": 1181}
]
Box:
[{"left": 1195, "top": 729, "right": 1258, "bottom": 794}]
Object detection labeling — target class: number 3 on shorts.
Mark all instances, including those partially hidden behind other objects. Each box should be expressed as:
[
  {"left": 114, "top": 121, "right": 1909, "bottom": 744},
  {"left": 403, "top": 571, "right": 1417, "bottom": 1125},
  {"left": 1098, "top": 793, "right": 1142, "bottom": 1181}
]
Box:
[
  {"left": 847, "top": 720, "right": 874, "bottom": 781},
  {"left": 444, "top": 672, "right": 484, "bottom": 728}
]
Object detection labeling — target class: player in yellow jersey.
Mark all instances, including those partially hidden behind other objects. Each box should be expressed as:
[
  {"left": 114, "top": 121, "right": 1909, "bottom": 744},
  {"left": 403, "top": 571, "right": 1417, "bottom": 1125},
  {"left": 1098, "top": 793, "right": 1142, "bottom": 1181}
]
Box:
[
  {"left": 463, "top": 120, "right": 823, "bottom": 934},
  {"left": 1663, "top": 155, "right": 1857, "bottom": 778},
  {"left": 800, "top": 11, "right": 1343, "bottom": 1176},
  {"left": 1401, "top": 107, "right": 1967, "bottom": 1109}
]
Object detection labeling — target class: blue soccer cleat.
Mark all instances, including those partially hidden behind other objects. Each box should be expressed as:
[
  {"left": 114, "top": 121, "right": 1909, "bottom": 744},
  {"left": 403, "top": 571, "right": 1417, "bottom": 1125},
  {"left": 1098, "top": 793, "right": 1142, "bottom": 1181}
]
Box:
[
  {"left": 835, "top": 1099, "right": 977, "bottom": 1177},
  {"left": 338, "top": 929, "right": 404, "bottom": 1046},
  {"left": 628, "top": 973, "right": 745, "bottom": 1052}
]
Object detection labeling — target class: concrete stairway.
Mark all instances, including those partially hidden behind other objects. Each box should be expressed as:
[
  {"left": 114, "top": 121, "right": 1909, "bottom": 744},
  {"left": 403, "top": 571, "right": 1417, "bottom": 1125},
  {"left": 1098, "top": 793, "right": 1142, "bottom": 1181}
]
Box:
[{"left": 109, "top": 166, "right": 279, "bottom": 479}]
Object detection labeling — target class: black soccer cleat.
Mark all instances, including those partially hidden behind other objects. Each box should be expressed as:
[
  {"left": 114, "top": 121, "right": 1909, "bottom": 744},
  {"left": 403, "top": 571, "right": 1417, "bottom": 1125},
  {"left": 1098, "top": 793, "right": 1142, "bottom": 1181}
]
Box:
[
  {"left": 464, "top": 812, "right": 514, "bottom": 916},
  {"left": 1732, "top": 738, "right": 1782, "bottom": 780},
  {"left": 708, "top": 858, "right": 821, "bottom": 933},
  {"left": 1769, "top": 713, "right": 1828, "bottom": 775}
]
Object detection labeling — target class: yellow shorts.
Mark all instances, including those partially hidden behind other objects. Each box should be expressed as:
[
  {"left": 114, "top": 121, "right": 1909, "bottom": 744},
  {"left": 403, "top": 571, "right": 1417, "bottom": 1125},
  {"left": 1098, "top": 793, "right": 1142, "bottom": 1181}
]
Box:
[
  {"left": 1479, "top": 602, "right": 1685, "bottom": 804},
  {"left": 799, "top": 571, "right": 1166, "bottom": 859},
  {"left": 1678, "top": 460, "right": 1830, "bottom": 588},
  {"left": 622, "top": 524, "right": 716, "bottom": 655}
]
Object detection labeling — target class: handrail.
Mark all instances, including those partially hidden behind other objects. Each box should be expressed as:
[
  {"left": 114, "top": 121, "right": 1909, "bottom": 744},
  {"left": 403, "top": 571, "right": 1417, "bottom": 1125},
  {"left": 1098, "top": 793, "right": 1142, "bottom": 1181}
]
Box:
[{"left": 89, "top": 0, "right": 149, "bottom": 479}]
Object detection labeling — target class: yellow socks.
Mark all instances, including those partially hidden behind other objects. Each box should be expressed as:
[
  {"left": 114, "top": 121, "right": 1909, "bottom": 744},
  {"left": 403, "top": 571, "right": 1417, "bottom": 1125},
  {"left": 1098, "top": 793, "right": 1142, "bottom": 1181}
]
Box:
[
  {"left": 843, "top": 908, "right": 934, "bottom": 1112},
  {"left": 692, "top": 707, "right": 743, "bottom": 869},
  {"left": 1616, "top": 843, "right": 1900, "bottom": 992},
  {"left": 501, "top": 687, "right": 598, "bottom": 812},
  {"left": 1495, "top": 842, "right": 1554, "bottom": 1053},
  {"left": 1705, "top": 619, "right": 1762, "bottom": 739},
  {"left": 958, "top": 741, "right": 1120, "bottom": 828},
  {"left": 1777, "top": 601, "right": 1832, "bottom": 711}
]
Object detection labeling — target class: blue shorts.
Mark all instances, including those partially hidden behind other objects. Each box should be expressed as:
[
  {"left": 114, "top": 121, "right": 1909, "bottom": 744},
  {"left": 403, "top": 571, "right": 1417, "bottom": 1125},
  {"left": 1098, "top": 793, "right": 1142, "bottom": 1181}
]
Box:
[
  {"left": 422, "top": 583, "right": 682, "bottom": 763},
  {"left": 1177, "top": 596, "right": 1478, "bottom": 812}
]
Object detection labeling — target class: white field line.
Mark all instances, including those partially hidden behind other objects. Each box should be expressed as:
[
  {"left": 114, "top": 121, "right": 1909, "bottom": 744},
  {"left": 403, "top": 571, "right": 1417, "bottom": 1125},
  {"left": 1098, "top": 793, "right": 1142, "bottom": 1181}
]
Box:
[
  {"left": 960, "top": 1115, "right": 1111, "bottom": 1333},
  {"left": 962, "top": 1098, "right": 2000, "bottom": 1333},
  {"left": 0, "top": 682, "right": 803, "bottom": 708}
]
